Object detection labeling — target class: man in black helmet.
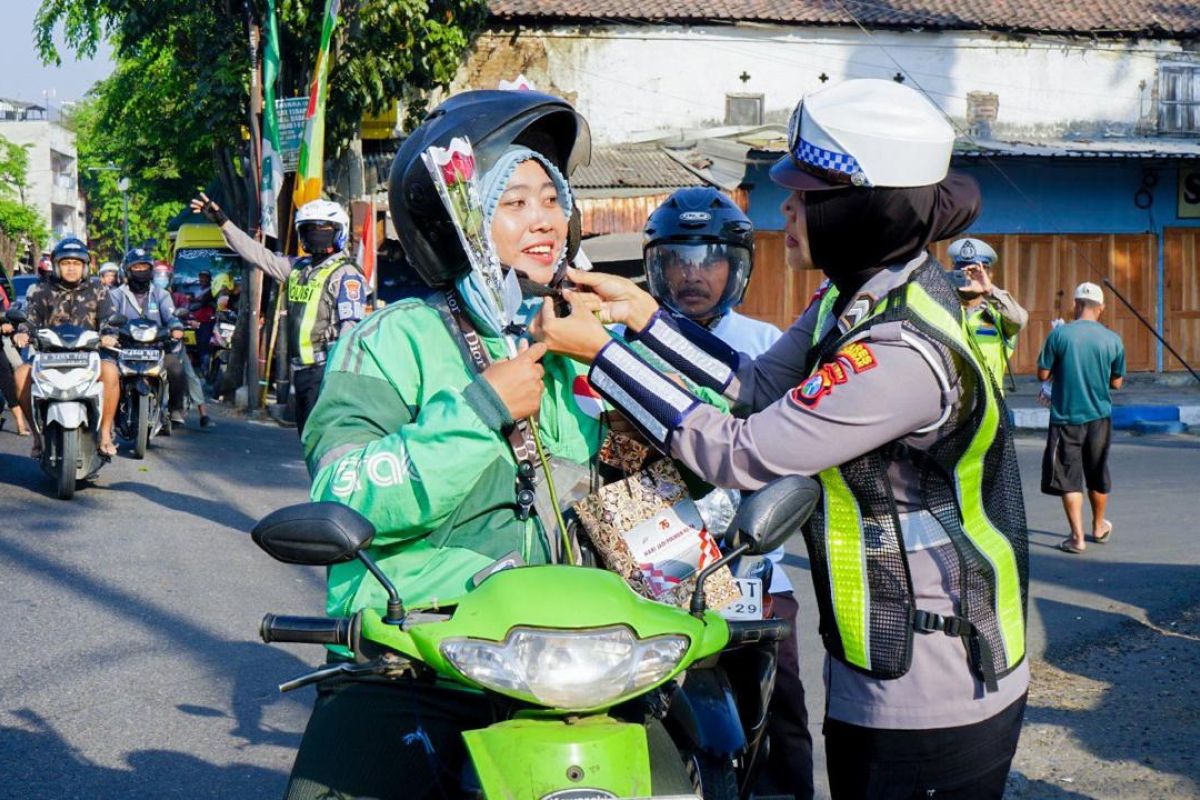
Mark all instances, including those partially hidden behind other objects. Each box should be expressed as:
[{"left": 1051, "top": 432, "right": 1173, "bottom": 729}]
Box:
[
  {"left": 645, "top": 186, "right": 812, "bottom": 798},
  {"left": 14, "top": 237, "right": 120, "bottom": 456}
]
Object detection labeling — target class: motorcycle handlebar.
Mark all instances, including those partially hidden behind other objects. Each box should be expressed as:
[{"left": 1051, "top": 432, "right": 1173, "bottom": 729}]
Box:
[
  {"left": 260, "top": 614, "right": 354, "bottom": 647},
  {"left": 725, "top": 618, "right": 792, "bottom": 647}
]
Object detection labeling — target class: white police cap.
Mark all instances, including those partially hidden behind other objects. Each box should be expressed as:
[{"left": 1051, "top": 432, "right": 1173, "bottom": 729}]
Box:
[
  {"left": 771, "top": 79, "right": 956, "bottom": 192},
  {"left": 947, "top": 237, "right": 998, "bottom": 267}
]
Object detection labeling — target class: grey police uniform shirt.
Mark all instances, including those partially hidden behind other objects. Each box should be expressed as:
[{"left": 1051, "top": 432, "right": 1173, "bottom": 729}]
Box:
[
  {"left": 669, "top": 253, "right": 1029, "bottom": 730},
  {"left": 219, "top": 221, "right": 368, "bottom": 345}
]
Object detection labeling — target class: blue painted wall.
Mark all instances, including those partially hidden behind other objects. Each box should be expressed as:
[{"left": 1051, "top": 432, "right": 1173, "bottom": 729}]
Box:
[{"left": 744, "top": 159, "right": 1200, "bottom": 236}]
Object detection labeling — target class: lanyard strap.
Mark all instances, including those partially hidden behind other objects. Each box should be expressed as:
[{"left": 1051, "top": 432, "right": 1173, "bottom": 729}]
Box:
[
  {"left": 445, "top": 290, "right": 538, "bottom": 465},
  {"left": 445, "top": 290, "right": 543, "bottom": 528}
]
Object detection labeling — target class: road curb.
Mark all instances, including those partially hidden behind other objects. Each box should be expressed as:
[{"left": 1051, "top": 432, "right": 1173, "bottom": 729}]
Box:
[{"left": 1011, "top": 404, "right": 1199, "bottom": 431}]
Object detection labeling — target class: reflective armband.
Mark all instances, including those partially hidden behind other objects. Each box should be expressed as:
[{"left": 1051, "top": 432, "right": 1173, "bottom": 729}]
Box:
[
  {"left": 589, "top": 339, "right": 701, "bottom": 451},
  {"left": 628, "top": 310, "right": 737, "bottom": 393}
]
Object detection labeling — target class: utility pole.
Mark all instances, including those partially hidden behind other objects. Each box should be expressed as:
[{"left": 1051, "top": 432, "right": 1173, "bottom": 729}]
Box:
[{"left": 243, "top": 0, "right": 263, "bottom": 415}]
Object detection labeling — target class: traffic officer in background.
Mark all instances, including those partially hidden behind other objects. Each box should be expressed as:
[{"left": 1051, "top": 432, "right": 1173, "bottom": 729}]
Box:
[
  {"left": 536, "top": 79, "right": 1030, "bottom": 799},
  {"left": 948, "top": 237, "right": 1028, "bottom": 393},
  {"left": 188, "top": 193, "right": 368, "bottom": 435},
  {"left": 643, "top": 186, "right": 811, "bottom": 798}
]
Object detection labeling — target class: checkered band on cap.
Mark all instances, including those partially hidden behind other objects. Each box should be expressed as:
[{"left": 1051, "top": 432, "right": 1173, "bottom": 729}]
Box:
[{"left": 790, "top": 136, "right": 870, "bottom": 187}]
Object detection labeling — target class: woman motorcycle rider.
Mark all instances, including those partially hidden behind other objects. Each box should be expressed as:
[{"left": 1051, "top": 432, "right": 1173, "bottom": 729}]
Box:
[
  {"left": 291, "top": 90, "right": 698, "bottom": 800},
  {"left": 535, "top": 80, "right": 1029, "bottom": 799},
  {"left": 109, "top": 247, "right": 189, "bottom": 427}
]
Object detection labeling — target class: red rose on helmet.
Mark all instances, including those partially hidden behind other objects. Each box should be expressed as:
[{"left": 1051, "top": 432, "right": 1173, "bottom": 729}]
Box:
[{"left": 441, "top": 150, "right": 475, "bottom": 185}]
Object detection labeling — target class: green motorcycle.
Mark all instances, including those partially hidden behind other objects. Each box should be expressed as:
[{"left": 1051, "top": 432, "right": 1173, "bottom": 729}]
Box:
[{"left": 253, "top": 475, "right": 819, "bottom": 799}]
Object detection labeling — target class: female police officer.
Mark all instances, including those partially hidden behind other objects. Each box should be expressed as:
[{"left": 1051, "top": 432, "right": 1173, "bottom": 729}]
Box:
[{"left": 536, "top": 79, "right": 1029, "bottom": 799}]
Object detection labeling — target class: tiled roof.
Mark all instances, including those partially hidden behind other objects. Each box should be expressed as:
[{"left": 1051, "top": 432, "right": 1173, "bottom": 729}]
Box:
[
  {"left": 572, "top": 147, "right": 707, "bottom": 190},
  {"left": 489, "top": 1, "right": 1200, "bottom": 36}
]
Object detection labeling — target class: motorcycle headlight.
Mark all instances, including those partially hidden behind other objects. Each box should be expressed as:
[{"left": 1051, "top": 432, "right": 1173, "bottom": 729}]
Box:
[
  {"left": 133, "top": 326, "right": 158, "bottom": 343},
  {"left": 441, "top": 626, "right": 688, "bottom": 710}
]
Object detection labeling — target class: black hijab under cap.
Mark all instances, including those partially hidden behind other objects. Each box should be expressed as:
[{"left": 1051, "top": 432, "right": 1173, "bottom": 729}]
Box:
[{"left": 804, "top": 171, "right": 981, "bottom": 303}]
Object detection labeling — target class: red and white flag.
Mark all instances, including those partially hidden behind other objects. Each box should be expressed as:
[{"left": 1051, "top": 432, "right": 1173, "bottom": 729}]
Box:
[
  {"left": 356, "top": 199, "right": 376, "bottom": 293},
  {"left": 572, "top": 375, "right": 605, "bottom": 419}
]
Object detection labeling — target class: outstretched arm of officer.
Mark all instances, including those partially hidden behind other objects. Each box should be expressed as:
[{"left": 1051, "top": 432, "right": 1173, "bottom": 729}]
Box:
[
  {"left": 548, "top": 269, "right": 821, "bottom": 416},
  {"left": 190, "top": 192, "right": 292, "bottom": 283},
  {"left": 570, "top": 318, "right": 944, "bottom": 487}
]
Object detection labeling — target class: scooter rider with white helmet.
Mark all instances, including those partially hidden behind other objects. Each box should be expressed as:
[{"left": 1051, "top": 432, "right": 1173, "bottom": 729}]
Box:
[{"left": 188, "top": 193, "right": 369, "bottom": 435}]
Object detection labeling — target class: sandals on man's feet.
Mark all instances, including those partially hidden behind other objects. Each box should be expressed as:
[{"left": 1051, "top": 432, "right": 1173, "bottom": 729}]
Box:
[
  {"left": 1057, "top": 539, "right": 1086, "bottom": 554},
  {"left": 1092, "top": 520, "right": 1113, "bottom": 544}
]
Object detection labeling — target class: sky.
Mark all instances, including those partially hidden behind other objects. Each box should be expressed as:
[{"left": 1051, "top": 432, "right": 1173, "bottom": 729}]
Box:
[{"left": 0, "top": 2, "right": 114, "bottom": 109}]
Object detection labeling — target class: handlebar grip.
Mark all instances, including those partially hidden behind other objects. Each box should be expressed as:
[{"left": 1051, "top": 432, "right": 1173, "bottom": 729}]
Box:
[
  {"left": 260, "top": 614, "right": 353, "bottom": 646},
  {"left": 725, "top": 618, "right": 792, "bottom": 647}
]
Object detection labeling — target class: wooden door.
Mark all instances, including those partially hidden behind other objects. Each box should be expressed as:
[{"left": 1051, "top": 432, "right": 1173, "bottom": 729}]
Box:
[
  {"left": 746, "top": 231, "right": 1158, "bottom": 373},
  {"left": 935, "top": 233, "right": 1156, "bottom": 373},
  {"left": 1164, "top": 228, "right": 1200, "bottom": 371},
  {"left": 739, "top": 231, "right": 826, "bottom": 332}
]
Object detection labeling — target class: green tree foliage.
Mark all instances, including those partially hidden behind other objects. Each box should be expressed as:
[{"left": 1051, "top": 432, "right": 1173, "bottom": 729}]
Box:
[
  {"left": 36, "top": 0, "right": 489, "bottom": 230},
  {"left": 66, "top": 99, "right": 177, "bottom": 263},
  {"left": 0, "top": 134, "right": 47, "bottom": 276}
]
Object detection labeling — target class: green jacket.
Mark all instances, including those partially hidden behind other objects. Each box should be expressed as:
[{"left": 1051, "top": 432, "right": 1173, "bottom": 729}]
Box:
[{"left": 302, "top": 296, "right": 604, "bottom": 619}]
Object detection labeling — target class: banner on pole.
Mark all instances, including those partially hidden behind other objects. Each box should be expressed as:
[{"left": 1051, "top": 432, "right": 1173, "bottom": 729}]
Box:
[
  {"left": 292, "top": 0, "right": 341, "bottom": 208},
  {"left": 260, "top": 0, "right": 284, "bottom": 238},
  {"left": 276, "top": 97, "right": 308, "bottom": 172}
]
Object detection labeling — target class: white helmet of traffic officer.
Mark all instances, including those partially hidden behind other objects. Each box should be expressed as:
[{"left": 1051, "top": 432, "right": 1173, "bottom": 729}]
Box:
[{"left": 294, "top": 199, "right": 350, "bottom": 256}]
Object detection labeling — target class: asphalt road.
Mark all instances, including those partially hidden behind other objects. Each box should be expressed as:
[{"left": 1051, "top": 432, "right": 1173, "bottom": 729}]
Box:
[
  {"left": 1, "top": 414, "right": 1196, "bottom": 799},
  {"left": 0, "top": 411, "right": 315, "bottom": 799}
]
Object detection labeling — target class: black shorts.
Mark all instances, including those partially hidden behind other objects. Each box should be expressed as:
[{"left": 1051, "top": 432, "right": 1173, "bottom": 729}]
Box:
[{"left": 1041, "top": 417, "right": 1112, "bottom": 495}]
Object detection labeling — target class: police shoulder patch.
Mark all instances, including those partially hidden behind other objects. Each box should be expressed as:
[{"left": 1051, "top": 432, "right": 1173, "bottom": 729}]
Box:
[{"left": 835, "top": 342, "right": 878, "bottom": 374}]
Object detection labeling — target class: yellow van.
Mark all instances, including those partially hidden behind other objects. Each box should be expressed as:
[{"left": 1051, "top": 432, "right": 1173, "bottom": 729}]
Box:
[{"left": 172, "top": 222, "right": 241, "bottom": 295}]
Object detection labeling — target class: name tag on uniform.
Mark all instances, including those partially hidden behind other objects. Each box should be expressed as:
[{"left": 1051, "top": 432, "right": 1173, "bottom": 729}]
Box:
[{"left": 288, "top": 282, "right": 316, "bottom": 303}]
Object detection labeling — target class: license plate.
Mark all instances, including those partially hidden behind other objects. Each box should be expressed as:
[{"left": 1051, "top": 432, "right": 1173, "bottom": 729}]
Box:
[
  {"left": 720, "top": 578, "right": 763, "bottom": 621},
  {"left": 38, "top": 352, "right": 90, "bottom": 368},
  {"left": 182, "top": 330, "right": 196, "bottom": 345},
  {"left": 122, "top": 348, "right": 160, "bottom": 361}
]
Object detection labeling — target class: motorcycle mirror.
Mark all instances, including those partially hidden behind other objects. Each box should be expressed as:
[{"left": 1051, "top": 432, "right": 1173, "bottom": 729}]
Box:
[
  {"left": 252, "top": 502, "right": 376, "bottom": 566},
  {"left": 107, "top": 314, "right": 128, "bottom": 328},
  {"left": 726, "top": 475, "right": 821, "bottom": 556},
  {"left": 5, "top": 307, "right": 27, "bottom": 325}
]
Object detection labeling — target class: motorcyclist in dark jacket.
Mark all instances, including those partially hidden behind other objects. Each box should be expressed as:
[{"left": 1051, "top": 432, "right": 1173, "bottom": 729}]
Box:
[{"left": 13, "top": 237, "right": 120, "bottom": 456}]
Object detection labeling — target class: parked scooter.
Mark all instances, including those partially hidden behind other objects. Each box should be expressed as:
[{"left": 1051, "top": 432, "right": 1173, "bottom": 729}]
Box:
[
  {"left": 110, "top": 314, "right": 173, "bottom": 459},
  {"left": 204, "top": 309, "right": 237, "bottom": 392},
  {"left": 253, "top": 475, "right": 819, "bottom": 799},
  {"left": 5, "top": 307, "right": 109, "bottom": 500}
]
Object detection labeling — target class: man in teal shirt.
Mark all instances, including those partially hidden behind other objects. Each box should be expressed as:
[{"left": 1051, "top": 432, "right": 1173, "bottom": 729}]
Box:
[{"left": 1038, "top": 282, "right": 1126, "bottom": 554}]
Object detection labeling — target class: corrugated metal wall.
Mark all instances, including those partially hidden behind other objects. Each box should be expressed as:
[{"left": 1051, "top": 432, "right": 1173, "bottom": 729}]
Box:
[{"left": 578, "top": 188, "right": 750, "bottom": 236}]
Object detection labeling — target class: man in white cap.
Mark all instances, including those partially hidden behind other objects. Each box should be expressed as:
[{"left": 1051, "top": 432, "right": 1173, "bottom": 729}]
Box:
[
  {"left": 535, "top": 78, "right": 1030, "bottom": 799},
  {"left": 947, "top": 237, "right": 1027, "bottom": 393},
  {"left": 1037, "top": 281, "right": 1125, "bottom": 554}
]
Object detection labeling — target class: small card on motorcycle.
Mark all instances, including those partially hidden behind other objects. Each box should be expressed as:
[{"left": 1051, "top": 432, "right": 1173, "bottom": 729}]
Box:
[
  {"left": 572, "top": 459, "right": 740, "bottom": 610},
  {"left": 121, "top": 348, "right": 160, "bottom": 361},
  {"left": 38, "top": 352, "right": 91, "bottom": 368}
]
